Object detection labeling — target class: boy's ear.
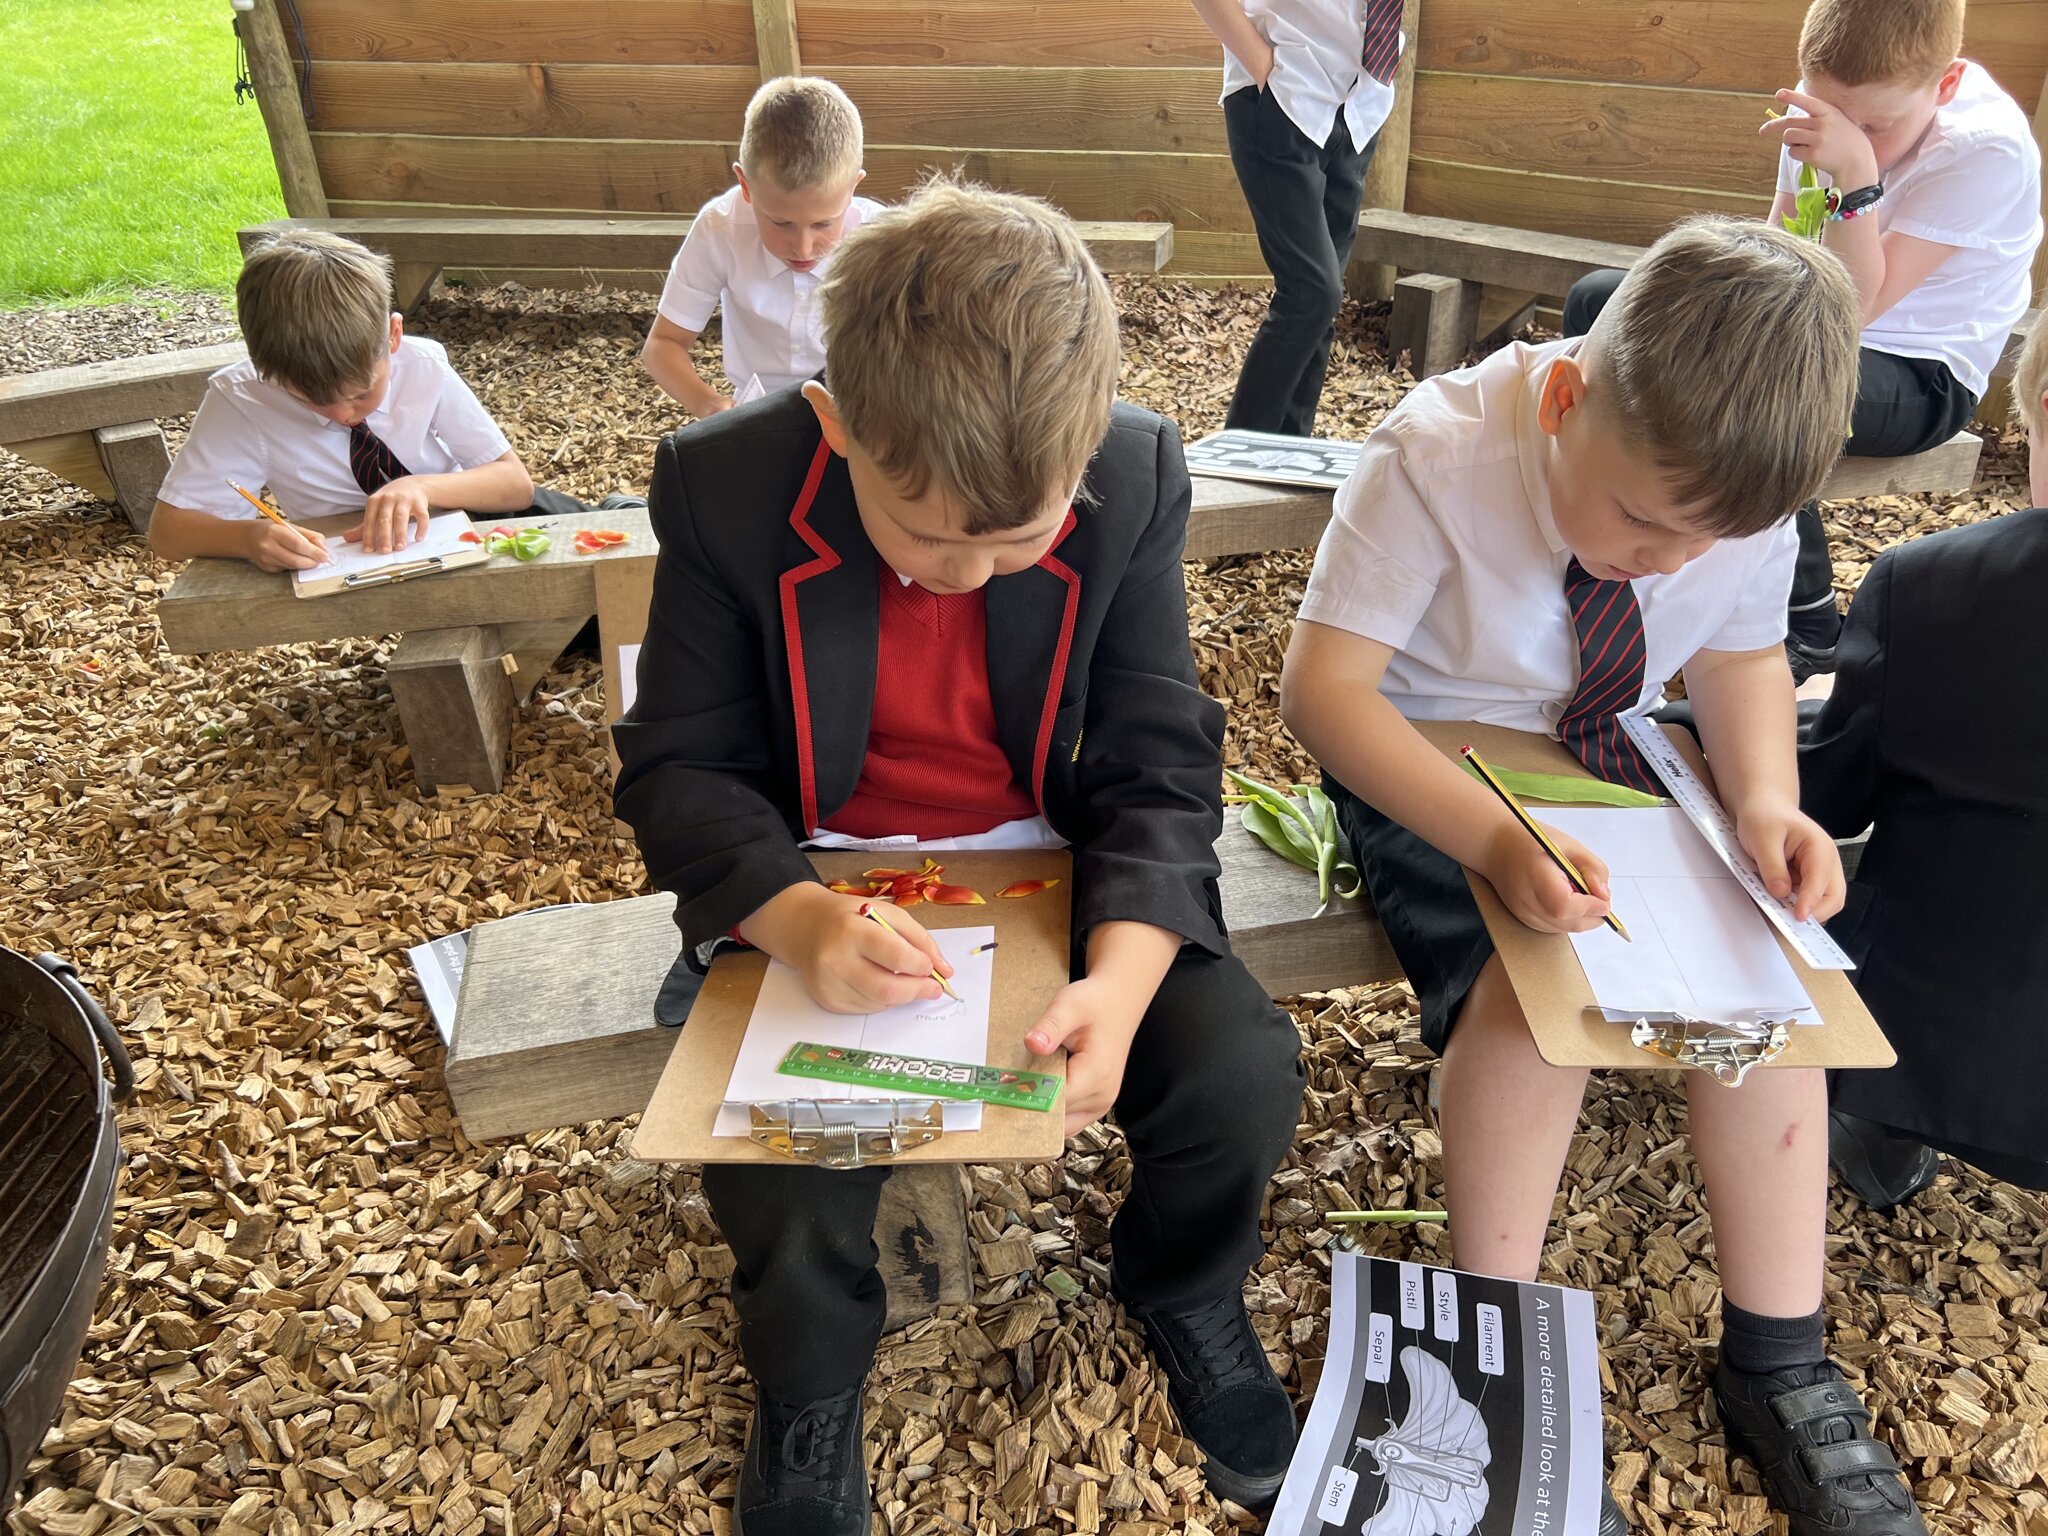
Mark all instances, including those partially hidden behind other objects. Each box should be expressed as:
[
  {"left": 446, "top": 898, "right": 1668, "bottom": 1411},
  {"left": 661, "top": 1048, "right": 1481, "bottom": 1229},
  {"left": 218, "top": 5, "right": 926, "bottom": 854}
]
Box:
[
  {"left": 802, "top": 381, "right": 849, "bottom": 456},
  {"left": 1537, "top": 356, "right": 1589, "bottom": 438},
  {"left": 734, "top": 165, "right": 752, "bottom": 202},
  {"left": 387, "top": 313, "right": 403, "bottom": 354},
  {"left": 1935, "top": 59, "right": 1966, "bottom": 106}
]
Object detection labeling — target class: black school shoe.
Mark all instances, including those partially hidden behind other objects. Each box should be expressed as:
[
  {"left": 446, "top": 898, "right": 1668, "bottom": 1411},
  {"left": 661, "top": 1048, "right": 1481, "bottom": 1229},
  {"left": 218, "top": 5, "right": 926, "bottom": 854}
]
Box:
[
  {"left": 1715, "top": 1360, "right": 1928, "bottom": 1535},
  {"left": 1829, "top": 1111, "right": 1940, "bottom": 1212},
  {"left": 733, "top": 1385, "right": 868, "bottom": 1536},
  {"left": 1120, "top": 1287, "right": 1296, "bottom": 1509},
  {"left": 1600, "top": 1484, "right": 1631, "bottom": 1534}
]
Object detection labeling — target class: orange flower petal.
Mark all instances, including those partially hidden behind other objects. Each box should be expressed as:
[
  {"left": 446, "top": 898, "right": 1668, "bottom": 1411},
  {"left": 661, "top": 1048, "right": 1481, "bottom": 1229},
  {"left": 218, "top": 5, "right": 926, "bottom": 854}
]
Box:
[
  {"left": 863, "top": 867, "right": 914, "bottom": 880},
  {"left": 826, "top": 879, "right": 869, "bottom": 896},
  {"left": 459, "top": 529, "right": 484, "bottom": 544},
  {"left": 997, "top": 879, "right": 1061, "bottom": 898},
  {"left": 926, "top": 883, "right": 986, "bottom": 905},
  {"left": 892, "top": 888, "right": 925, "bottom": 907}
]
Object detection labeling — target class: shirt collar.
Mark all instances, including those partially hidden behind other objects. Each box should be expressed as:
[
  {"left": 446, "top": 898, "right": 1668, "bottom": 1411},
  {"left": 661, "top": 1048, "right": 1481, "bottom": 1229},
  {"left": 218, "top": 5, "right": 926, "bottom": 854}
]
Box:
[{"left": 1514, "top": 338, "right": 1577, "bottom": 555}]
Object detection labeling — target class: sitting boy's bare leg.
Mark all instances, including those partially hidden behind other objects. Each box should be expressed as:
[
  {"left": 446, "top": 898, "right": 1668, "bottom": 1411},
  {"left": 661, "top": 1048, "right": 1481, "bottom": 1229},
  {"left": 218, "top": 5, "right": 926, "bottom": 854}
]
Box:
[
  {"left": 1437, "top": 955, "right": 1590, "bottom": 1281},
  {"left": 1684, "top": 1066, "right": 1827, "bottom": 1317}
]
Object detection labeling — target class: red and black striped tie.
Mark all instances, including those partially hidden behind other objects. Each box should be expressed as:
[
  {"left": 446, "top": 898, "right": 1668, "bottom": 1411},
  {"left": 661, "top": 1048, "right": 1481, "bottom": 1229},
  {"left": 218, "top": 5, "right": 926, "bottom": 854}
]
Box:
[
  {"left": 1361, "top": 0, "right": 1403, "bottom": 84},
  {"left": 348, "top": 420, "right": 411, "bottom": 495},
  {"left": 1558, "top": 558, "right": 1661, "bottom": 793}
]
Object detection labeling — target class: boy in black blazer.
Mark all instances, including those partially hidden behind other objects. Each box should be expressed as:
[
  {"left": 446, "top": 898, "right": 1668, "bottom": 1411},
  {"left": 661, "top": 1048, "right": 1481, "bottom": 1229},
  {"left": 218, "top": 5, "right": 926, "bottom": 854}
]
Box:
[
  {"left": 1801, "top": 318, "right": 2048, "bottom": 1207},
  {"left": 614, "top": 179, "right": 1306, "bottom": 1536}
]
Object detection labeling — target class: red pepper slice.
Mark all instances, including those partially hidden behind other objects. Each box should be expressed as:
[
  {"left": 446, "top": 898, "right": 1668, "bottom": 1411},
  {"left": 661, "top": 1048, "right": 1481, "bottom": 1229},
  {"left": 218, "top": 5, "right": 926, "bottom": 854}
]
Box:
[{"left": 997, "top": 879, "right": 1061, "bottom": 898}]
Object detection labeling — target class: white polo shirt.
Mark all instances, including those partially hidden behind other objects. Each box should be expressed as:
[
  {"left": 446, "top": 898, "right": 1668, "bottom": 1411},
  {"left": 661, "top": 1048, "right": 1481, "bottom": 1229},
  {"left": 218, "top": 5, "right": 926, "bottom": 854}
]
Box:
[
  {"left": 1219, "top": 0, "right": 1397, "bottom": 153},
  {"left": 157, "top": 336, "right": 512, "bottom": 521},
  {"left": 658, "top": 184, "right": 885, "bottom": 395},
  {"left": 1298, "top": 338, "right": 1797, "bottom": 736},
  {"left": 1775, "top": 61, "right": 2042, "bottom": 396}
]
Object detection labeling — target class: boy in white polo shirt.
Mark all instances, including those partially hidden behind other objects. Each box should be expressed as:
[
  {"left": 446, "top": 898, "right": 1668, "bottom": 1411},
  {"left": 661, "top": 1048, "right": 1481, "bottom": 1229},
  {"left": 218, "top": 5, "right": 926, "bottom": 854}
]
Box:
[
  {"left": 1192, "top": 0, "right": 1399, "bottom": 434},
  {"left": 1283, "top": 220, "right": 1931, "bottom": 1536},
  {"left": 642, "top": 77, "right": 882, "bottom": 416},
  {"left": 151, "top": 229, "right": 577, "bottom": 571},
  {"left": 1567, "top": 0, "right": 2041, "bottom": 678}
]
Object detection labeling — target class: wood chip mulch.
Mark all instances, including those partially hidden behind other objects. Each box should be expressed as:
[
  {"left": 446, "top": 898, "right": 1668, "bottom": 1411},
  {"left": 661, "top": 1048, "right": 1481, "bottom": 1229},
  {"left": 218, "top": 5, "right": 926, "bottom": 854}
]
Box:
[{"left": 1, "top": 280, "right": 2041, "bottom": 1536}]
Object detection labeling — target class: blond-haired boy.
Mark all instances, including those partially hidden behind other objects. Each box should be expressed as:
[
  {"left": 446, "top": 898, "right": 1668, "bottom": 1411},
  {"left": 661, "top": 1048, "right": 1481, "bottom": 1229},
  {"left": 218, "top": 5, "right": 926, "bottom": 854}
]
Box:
[
  {"left": 641, "top": 76, "right": 883, "bottom": 416},
  {"left": 151, "top": 230, "right": 555, "bottom": 570},
  {"left": 616, "top": 179, "right": 1305, "bottom": 1533},
  {"left": 1284, "top": 219, "right": 1929, "bottom": 1536}
]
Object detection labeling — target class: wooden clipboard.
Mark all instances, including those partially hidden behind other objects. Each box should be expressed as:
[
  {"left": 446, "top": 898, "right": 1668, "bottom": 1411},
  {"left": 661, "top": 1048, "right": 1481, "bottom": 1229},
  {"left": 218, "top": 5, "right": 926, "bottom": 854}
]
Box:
[
  {"left": 1410, "top": 719, "right": 1894, "bottom": 1072},
  {"left": 630, "top": 849, "right": 1074, "bottom": 1165},
  {"left": 290, "top": 513, "right": 490, "bottom": 598}
]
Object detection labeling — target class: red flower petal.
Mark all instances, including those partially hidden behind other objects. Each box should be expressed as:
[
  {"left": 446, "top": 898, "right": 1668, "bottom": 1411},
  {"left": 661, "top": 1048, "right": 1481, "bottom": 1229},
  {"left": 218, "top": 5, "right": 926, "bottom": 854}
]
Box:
[
  {"left": 926, "top": 883, "right": 986, "bottom": 905},
  {"left": 997, "top": 879, "right": 1061, "bottom": 898},
  {"left": 459, "top": 529, "right": 484, "bottom": 544}
]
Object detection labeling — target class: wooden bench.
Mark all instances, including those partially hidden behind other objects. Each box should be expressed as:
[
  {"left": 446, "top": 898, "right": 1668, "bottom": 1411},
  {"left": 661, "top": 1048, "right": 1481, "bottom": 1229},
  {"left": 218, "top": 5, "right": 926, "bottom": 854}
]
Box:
[
  {"left": 1347, "top": 209, "right": 2004, "bottom": 500},
  {"left": 159, "top": 506, "right": 651, "bottom": 792},
  {"left": 0, "top": 342, "right": 245, "bottom": 530},
  {"left": 239, "top": 216, "right": 1177, "bottom": 314}
]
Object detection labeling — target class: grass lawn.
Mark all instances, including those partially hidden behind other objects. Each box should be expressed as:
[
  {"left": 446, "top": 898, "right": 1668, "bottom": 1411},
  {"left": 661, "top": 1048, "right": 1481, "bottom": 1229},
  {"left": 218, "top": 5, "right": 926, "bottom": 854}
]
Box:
[{"left": 0, "top": 0, "right": 285, "bottom": 306}]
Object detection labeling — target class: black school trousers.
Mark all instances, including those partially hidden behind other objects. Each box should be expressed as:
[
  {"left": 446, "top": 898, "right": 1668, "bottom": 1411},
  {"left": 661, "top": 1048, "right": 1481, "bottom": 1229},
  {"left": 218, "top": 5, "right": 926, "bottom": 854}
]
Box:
[
  {"left": 1222, "top": 85, "right": 1376, "bottom": 435},
  {"left": 1563, "top": 268, "right": 1978, "bottom": 652},
  {"left": 699, "top": 946, "right": 1306, "bottom": 1403}
]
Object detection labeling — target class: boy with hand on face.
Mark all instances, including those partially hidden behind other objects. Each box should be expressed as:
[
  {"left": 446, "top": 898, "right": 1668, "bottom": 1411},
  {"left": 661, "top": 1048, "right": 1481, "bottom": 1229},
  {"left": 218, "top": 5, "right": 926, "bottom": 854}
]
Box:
[
  {"left": 150, "top": 230, "right": 557, "bottom": 570},
  {"left": 1283, "top": 219, "right": 1932, "bottom": 1536},
  {"left": 615, "top": 179, "right": 1306, "bottom": 1535},
  {"left": 1567, "top": 0, "right": 2041, "bottom": 678},
  {"left": 641, "top": 76, "right": 882, "bottom": 417}
]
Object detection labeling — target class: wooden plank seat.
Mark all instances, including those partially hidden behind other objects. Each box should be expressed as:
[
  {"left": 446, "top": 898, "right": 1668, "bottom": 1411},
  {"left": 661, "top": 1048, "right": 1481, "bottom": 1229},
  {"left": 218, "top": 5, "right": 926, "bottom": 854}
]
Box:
[
  {"left": 1347, "top": 208, "right": 1993, "bottom": 500},
  {"left": 0, "top": 341, "right": 245, "bottom": 530},
  {"left": 239, "top": 215, "right": 1177, "bottom": 314},
  {"left": 159, "top": 506, "right": 652, "bottom": 792}
]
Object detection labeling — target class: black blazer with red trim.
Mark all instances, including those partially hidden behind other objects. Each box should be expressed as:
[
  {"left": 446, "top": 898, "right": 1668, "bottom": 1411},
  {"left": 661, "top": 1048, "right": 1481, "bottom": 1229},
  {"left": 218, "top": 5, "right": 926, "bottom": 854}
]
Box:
[{"left": 613, "top": 393, "right": 1230, "bottom": 959}]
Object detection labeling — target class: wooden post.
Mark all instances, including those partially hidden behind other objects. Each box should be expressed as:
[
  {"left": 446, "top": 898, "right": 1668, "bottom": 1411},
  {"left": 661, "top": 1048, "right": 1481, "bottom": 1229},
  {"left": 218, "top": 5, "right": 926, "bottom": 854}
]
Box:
[
  {"left": 876, "top": 1165, "right": 974, "bottom": 1329},
  {"left": 751, "top": 0, "right": 801, "bottom": 81},
  {"left": 387, "top": 626, "right": 517, "bottom": 794},
  {"left": 1352, "top": 0, "right": 1421, "bottom": 301},
  {"left": 239, "top": 0, "right": 330, "bottom": 217},
  {"left": 92, "top": 422, "right": 171, "bottom": 532},
  {"left": 1389, "top": 273, "right": 1481, "bottom": 378}
]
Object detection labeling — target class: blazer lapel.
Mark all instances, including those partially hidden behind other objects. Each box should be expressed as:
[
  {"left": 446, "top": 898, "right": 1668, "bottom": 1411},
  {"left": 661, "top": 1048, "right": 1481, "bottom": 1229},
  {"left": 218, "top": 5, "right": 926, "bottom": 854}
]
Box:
[
  {"left": 984, "top": 510, "right": 1082, "bottom": 812},
  {"left": 778, "top": 442, "right": 878, "bottom": 832}
]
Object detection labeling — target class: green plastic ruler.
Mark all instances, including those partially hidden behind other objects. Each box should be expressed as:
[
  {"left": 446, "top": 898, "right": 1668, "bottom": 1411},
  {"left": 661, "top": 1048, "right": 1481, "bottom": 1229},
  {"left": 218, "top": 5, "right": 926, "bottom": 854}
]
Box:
[{"left": 776, "top": 1042, "right": 1063, "bottom": 1112}]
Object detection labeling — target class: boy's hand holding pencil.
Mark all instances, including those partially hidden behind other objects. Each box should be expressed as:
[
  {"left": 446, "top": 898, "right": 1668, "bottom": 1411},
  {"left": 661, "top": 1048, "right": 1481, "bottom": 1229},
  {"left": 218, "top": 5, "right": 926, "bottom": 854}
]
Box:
[
  {"left": 736, "top": 882, "right": 956, "bottom": 1014},
  {"left": 1464, "top": 745, "right": 1628, "bottom": 939},
  {"left": 228, "top": 479, "right": 332, "bottom": 571}
]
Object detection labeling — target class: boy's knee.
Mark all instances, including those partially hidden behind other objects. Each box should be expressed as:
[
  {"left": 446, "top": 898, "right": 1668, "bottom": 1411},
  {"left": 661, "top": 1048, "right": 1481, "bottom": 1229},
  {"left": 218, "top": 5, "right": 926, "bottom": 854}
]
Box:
[
  {"left": 1148, "top": 952, "right": 1305, "bottom": 1114},
  {"left": 1273, "top": 266, "right": 1345, "bottom": 324}
]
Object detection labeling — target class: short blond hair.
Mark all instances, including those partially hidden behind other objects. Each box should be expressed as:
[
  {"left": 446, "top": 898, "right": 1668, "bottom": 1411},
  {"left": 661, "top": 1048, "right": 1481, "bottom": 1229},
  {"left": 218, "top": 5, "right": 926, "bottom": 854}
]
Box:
[
  {"left": 1799, "top": 0, "right": 1964, "bottom": 87},
  {"left": 236, "top": 230, "right": 393, "bottom": 403},
  {"left": 1586, "top": 217, "right": 1861, "bottom": 537},
  {"left": 739, "top": 76, "right": 864, "bottom": 191},
  {"left": 819, "top": 177, "right": 1120, "bottom": 533},
  {"left": 2014, "top": 312, "right": 2048, "bottom": 441}
]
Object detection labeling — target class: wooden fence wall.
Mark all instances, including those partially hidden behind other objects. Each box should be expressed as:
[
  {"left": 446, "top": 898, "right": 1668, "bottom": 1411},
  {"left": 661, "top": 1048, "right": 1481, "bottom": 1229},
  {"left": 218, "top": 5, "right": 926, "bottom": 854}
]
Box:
[{"left": 272, "top": 0, "right": 2048, "bottom": 290}]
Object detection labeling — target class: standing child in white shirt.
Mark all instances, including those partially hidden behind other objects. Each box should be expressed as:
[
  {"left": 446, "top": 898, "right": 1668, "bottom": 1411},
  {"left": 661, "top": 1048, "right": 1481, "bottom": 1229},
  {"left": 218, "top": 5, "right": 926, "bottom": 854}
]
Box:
[
  {"left": 1283, "top": 220, "right": 1932, "bottom": 1536},
  {"left": 642, "top": 77, "right": 882, "bottom": 416},
  {"left": 1565, "top": 0, "right": 2042, "bottom": 679},
  {"left": 150, "top": 230, "right": 588, "bottom": 572},
  {"left": 1191, "top": 0, "right": 1399, "bottom": 434}
]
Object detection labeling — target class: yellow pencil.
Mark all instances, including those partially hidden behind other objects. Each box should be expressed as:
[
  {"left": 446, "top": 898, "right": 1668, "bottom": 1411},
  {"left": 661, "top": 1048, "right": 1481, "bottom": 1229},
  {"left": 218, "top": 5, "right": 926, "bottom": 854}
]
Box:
[
  {"left": 857, "top": 902, "right": 963, "bottom": 1001},
  {"left": 226, "top": 477, "right": 292, "bottom": 527},
  {"left": 1461, "top": 745, "right": 1631, "bottom": 941}
]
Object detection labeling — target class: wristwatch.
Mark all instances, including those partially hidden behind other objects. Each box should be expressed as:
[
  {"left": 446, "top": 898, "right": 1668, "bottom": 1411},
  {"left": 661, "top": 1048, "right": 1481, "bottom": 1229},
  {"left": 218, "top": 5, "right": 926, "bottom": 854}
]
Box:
[{"left": 1826, "top": 182, "right": 1885, "bottom": 220}]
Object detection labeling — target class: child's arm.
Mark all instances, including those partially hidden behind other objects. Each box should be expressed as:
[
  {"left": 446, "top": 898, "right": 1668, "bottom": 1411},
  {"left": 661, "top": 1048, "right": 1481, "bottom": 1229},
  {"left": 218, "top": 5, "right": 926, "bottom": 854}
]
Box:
[
  {"left": 148, "top": 499, "right": 331, "bottom": 570},
  {"left": 1798, "top": 555, "right": 1891, "bottom": 838},
  {"left": 1189, "top": 0, "right": 1275, "bottom": 84},
  {"left": 641, "top": 316, "right": 733, "bottom": 418},
  {"left": 1026, "top": 920, "right": 1182, "bottom": 1134},
  {"left": 1684, "top": 642, "right": 1846, "bottom": 921},
  {"left": 350, "top": 447, "right": 534, "bottom": 555},
  {"left": 1761, "top": 91, "right": 1961, "bottom": 323},
  {"left": 1281, "top": 621, "right": 1618, "bottom": 932}
]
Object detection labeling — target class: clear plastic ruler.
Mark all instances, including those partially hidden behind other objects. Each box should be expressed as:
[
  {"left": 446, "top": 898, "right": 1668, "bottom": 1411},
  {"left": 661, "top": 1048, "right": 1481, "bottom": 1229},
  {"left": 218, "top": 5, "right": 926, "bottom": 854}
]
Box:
[{"left": 1619, "top": 714, "right": 1855, "bottom": 970}]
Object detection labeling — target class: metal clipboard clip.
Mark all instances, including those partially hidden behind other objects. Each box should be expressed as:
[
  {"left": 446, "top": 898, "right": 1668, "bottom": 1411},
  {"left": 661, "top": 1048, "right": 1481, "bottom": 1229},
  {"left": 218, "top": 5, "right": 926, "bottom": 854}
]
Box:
[
  {"left": 1594, "top": 1008, "right": 1794, "bottom": 1086},
  {"left": 343, "top": 555, "right": 449, "bottom": 589},
  {"left": 745, "top": 1099, "right": 944, "bottom": 1169}
]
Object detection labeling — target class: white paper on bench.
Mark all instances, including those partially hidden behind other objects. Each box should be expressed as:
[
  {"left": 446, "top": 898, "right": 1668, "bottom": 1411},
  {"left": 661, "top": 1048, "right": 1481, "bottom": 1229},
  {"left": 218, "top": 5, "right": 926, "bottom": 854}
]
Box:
[
  {"left": 294, "top": 510, "right": 476, "bottom": 592},
  {"left": 1539, "top": 808, "right": 1817, "bottom": 1024},
  {"left": 715, "top": 925, "right": 997, "bottom": 1136}
]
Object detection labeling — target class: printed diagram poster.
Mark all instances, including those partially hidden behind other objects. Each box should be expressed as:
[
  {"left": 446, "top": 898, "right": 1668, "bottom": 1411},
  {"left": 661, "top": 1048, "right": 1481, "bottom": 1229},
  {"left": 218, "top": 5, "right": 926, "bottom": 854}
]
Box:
[
  {"left": 1268, "top": 1253, "right": 1604, "bottom": 1536},
  {"left": 1184, "top": 428, "right": 1363, "bottom": 490}
]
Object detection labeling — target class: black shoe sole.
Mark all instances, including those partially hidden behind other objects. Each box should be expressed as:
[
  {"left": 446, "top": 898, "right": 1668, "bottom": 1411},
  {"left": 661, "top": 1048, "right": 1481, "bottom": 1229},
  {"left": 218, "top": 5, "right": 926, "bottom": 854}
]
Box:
[{"left": 1198, "top": 1458, "right": 1287, "bottom": 1512}]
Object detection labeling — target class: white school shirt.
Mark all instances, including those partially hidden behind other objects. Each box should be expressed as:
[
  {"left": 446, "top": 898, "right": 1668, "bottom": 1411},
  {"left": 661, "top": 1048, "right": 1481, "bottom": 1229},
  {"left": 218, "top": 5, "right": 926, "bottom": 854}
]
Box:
[
  {"left": 1297, "top": 338, "right": 1797, "bottom": 736},
  {"left": 1775, "top": 61, "right": 2042, "bottom": 397},
  {"left": 658, "top": 185, "right": 884, "bottom": 395},
  {"left": 156, "top": 336, "right": 512, "bottom": 521},
  {"left": 1219, "top": 0, "right": 1397, "bottom": 153}
]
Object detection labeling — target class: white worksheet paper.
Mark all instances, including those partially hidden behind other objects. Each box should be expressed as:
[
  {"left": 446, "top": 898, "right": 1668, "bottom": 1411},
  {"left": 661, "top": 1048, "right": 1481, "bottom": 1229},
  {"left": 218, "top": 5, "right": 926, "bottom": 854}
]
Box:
[
  {"left": 292, "top": 510, "right": 476, "bottom": 591},
  {"left": 1539, "top": 808, "right": 1818, "bottom": 1023},
  {"left": 715, "top": 924, "right": 998, "bottom": 1135}
]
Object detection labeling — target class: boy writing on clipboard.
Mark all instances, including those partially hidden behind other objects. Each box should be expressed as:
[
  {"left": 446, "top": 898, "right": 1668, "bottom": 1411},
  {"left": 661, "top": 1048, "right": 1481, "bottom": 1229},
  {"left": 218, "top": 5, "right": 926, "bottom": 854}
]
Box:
[
  {"left": 1282, "top": 221, "right": 1928, "bottom": 1535},
  {"left": 614, "top": 180, "right": 1307, "bottom": 1534}
]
